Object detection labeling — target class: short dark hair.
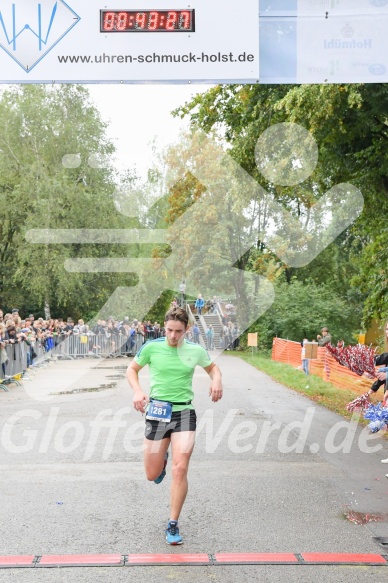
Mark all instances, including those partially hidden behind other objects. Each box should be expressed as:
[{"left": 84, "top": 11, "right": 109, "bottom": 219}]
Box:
[{"left": 164, "top": 307, "right": 188, "bottom": 328}]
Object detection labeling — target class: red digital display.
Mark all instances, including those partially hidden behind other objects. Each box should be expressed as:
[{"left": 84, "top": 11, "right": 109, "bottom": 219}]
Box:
[{"left": 100, "top": 9, "right": 195, "bottom": 32}]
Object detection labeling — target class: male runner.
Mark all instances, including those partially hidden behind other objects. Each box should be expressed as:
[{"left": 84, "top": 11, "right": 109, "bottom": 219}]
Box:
[{"left": 126, "top": 307, "right": 222, "bottom": 545}]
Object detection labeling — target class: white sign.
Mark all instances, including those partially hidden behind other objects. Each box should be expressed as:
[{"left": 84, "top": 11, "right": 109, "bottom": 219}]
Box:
[
  {"left": 297, "top": 1, "right": 388, "bottom": 82},
  {"left": 298, "top": 0, "right": 388, "bottom": 17},
  {"left": 0, "top": 0, "right": 260, "bottom": 83}
]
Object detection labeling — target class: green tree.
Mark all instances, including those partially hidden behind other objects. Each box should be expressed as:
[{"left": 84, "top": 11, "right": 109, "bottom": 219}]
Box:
[
  {"left": 253, "top": 279, "right": 361, "bottom": 348},
  {"left": 161, "top": 132, "right": 278, "bottom": 328},
  {"left": 272, "top": 83, "right": 388, "bottom": 323},
  {"left": 0, "top": 85, "right": 136, "bottom": 318},
  {"left": 173, "top": 83, "right": 388, "bottom": 328}
]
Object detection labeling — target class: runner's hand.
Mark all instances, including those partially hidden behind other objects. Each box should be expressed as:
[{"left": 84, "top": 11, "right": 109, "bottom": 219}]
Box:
[
  {"left": 209, "top": 383, "right": 223, "bottom": 402},
  {"left": 133, "top": 390, "right": 148, "bottom": 413}
]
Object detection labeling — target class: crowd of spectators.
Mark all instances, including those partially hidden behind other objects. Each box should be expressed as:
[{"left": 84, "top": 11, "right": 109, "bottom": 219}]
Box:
[
  {"left": 220, "top": 320, "right": 240, "bottom": 351},
  {"left": 91, "top": 317, "right": 165, "bottom": 355},
  {"left": 0, "top": 297, "right": 239, "bottom": 377},
  {"left": 0, "top": 308, "right": 167, "bottom": 375}
]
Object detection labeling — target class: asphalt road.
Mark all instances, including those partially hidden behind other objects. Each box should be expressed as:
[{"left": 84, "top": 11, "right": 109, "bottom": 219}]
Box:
[{"left": 0, "top": 353, "right": 387, "bottom": 582}]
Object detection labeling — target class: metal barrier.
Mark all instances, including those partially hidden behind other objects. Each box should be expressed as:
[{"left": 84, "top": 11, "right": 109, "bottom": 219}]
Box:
[
  {"left": 53, "top": 333, "right": 147, "bottom": 360},
  {"left": 1, "top": 342, "right": 28, "bottom": 389},
  {"left": 0, "top": 332, "right": 160, "bottom": 393},
  {"left": 0, "top": 334, "right": 79, "bottom": 392},
  {"left": 33, "top": 340, "right": 52, "bottom": 368}
]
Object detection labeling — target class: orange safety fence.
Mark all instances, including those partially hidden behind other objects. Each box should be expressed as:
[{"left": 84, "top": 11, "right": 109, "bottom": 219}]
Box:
[{"left": 271, "top": 338, "right": 372, "bottom": 395}]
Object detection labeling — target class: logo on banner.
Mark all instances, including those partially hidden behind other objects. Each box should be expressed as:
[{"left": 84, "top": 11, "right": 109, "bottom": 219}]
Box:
[
  {"left": 0, "top": 1, "right": 80, "bottom": 73},
  {"left": 341, "top": 22, "right": 354, "bottom": 39},
  {"left": 368, "top": 63, "right": 387, "bottom": 75},
  {"left": 369, "top": 0, "right": 388, "bottom": 7}
]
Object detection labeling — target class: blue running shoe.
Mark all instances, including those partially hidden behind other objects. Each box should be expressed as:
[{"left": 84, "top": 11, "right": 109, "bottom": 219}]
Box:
[
  {"left": 165, "top": 520, "right": 183, "bottom": 545},
  {"left": 154, "top": 452, "right": 169, "bottom": 484}
]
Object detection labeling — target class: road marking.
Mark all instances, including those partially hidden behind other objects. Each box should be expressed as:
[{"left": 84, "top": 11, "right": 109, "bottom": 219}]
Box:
[{"left": 0, "top": 553, "right": 387, "bottom": 568}]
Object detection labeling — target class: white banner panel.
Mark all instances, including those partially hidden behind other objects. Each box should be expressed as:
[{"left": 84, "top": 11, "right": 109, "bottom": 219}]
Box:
[
  {"left": 297, "top": 1, "right": 388, "bottom": 82},
  {"left": 0, "top": 0, "right": 260, "bottom": 83},
  {"left": 298, "top": 0, "right": 388, "bottom": 17}
]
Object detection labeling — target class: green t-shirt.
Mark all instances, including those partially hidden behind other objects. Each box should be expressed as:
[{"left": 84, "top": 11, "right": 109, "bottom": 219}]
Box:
[{"left": 134, "top": 337, "right": 212, "bottom": 412}]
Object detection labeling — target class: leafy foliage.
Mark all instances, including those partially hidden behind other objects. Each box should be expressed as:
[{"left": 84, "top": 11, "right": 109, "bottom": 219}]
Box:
[
  {"left": 0, "top": 85, "right": 136, "bottom": 318},
  {"left": 173, "top": 83, "right": 388, "bottom": 331},
  {"left": 250, "top": 279, "right": 361, "bottom": 348}
]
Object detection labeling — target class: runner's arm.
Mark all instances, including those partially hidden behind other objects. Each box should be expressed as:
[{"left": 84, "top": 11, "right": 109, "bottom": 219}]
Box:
[
  {"left": 127, "top": 361, "right": 149, "bottom": 413},
  {"left": 379, "top": 372, "right": 388, "bottom": 407},
  {"left": 203, "top": 363, "right": 223, "bottom": 402}
]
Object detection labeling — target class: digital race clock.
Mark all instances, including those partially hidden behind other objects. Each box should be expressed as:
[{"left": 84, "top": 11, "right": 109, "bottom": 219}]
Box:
[{"left": 100, "top": 9, "right": 195, "bottom": 32}]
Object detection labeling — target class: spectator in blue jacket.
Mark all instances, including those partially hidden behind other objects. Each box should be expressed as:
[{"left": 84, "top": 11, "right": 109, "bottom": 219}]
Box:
[{"left": 194, "top": 294, "right": 205, "bottom": 315}]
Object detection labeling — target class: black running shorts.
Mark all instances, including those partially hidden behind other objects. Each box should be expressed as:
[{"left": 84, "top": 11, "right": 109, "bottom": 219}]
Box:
[{"left": 145, "top": 409, "right": 197, "bottom": 441}]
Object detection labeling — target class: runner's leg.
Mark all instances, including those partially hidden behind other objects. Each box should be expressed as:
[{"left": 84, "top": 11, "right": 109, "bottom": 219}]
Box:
[
  {"left": 143, "top": 436, "right": 170, "bottom": 481},
  {"left": 169, "top": 430, "right": 196, "bottom": 521}
]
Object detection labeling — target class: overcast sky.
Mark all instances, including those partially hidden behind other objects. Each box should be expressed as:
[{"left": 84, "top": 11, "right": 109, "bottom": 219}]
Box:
[{"left": 88, "top": 84, "right": 212, "bottom": 178}]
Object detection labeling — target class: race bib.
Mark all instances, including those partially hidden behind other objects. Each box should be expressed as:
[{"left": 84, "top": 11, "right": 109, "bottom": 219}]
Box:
[{"left": 146, "top": 400, "right": 172, "bottom": 423}]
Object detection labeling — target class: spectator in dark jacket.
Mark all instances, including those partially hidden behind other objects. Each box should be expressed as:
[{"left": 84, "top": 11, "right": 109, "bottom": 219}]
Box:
[{"left": 317, "top": 327, "right": 332, "bottom": 346}]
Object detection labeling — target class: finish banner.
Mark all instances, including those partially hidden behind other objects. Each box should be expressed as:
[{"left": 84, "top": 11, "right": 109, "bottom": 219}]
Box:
[
  {"left": 297, "top": 0, "right": 388, "bottom": 83},
  {"left": 1, "top": 1, "right": 388, "bottom": 84},
  {"left": 260, "top": 0, "right": 388, "bottom": 84},
  {"left": 0, "top": 0, "right": 260, "bottom": 83}
]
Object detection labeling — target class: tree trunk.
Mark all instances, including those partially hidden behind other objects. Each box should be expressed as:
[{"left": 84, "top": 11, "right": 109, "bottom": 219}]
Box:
[{"left": 44, "top": 300, "right": 51, "bottom": 320}]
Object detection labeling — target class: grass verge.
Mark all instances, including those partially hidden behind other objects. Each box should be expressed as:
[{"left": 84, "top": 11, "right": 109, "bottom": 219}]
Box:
[{"left": 231, "top": 349, "right": 382, "bottom": 423}]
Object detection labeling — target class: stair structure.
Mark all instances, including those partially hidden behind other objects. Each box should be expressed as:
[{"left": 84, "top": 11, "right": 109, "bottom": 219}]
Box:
[
  {"left": 193, "top": 315, "right": 207, "bottom": 348},
  {"left": 186, "top": 302, "right": 225, "bottom": 350},
  {"left": 200, "top": 313, "right": 224, "bottom": 349}
]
